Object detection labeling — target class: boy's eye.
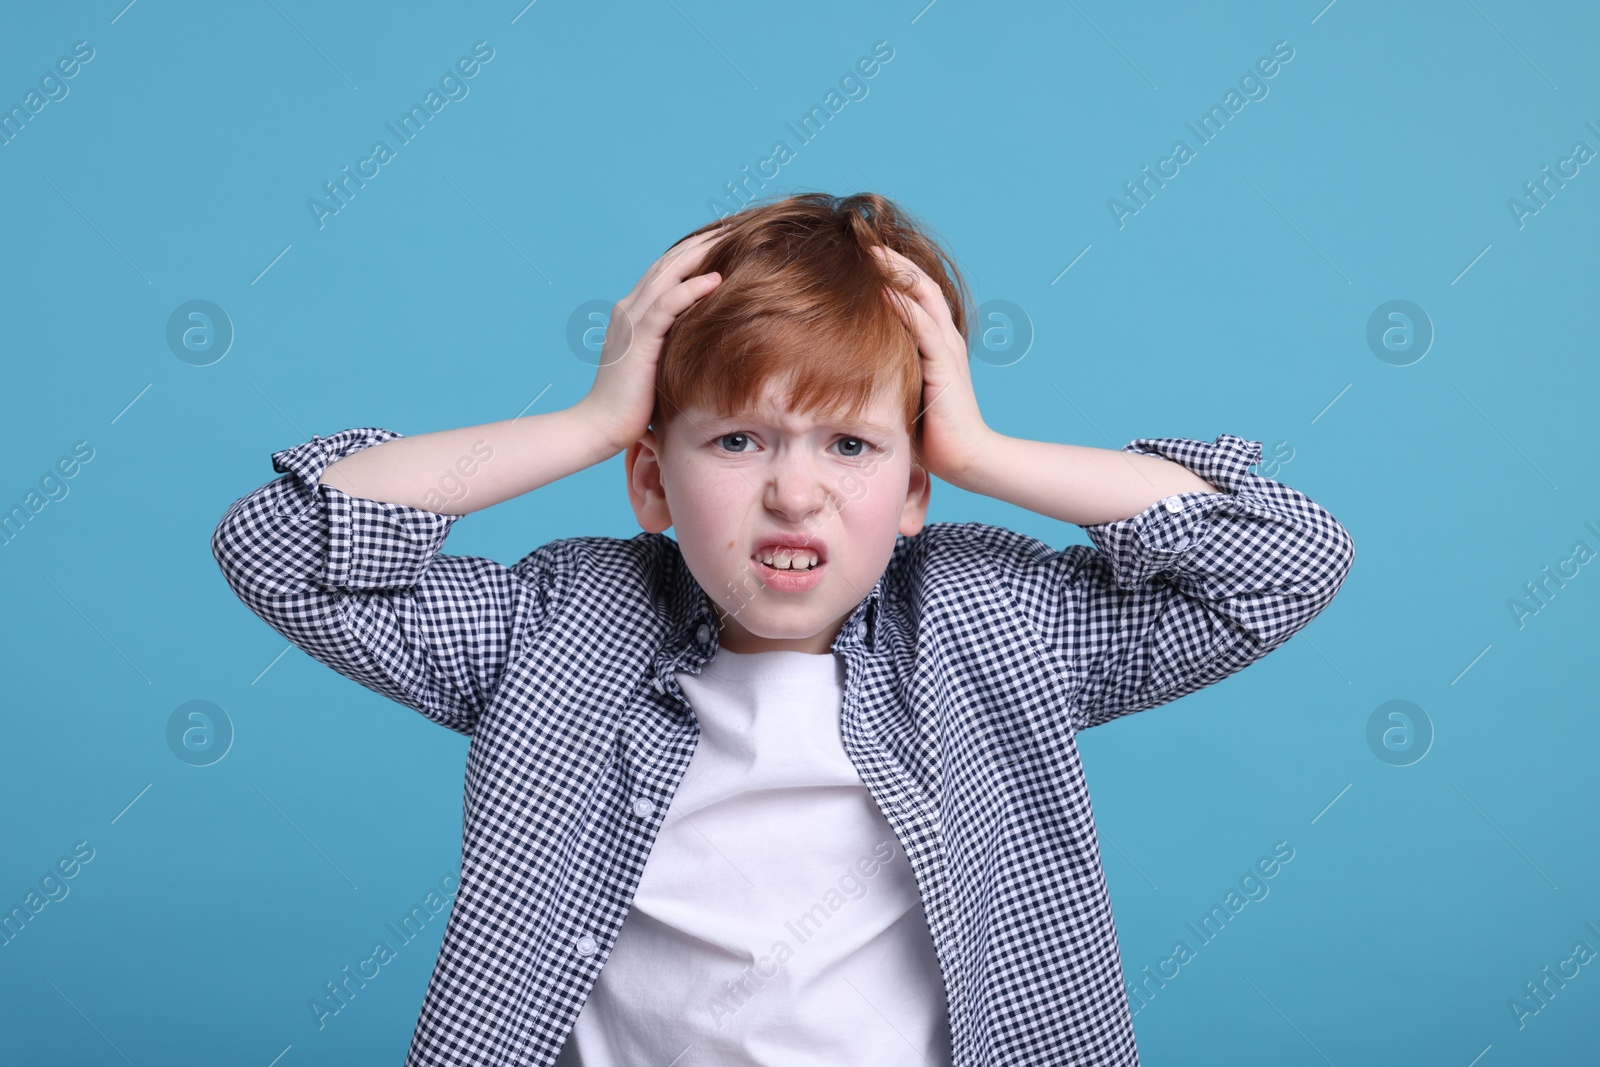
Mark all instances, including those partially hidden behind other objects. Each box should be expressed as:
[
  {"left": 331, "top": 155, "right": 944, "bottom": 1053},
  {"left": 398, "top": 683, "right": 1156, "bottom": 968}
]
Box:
[
  {"left": 834, "top": 436, "right": 870, "bottom": 458},
  {"left": 715, "top": 432, "right": 752, "bottom": 453}
]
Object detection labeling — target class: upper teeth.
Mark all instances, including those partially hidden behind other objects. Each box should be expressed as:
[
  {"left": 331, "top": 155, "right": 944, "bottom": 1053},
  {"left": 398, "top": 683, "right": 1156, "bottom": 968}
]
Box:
[{"left": 757, "top": 548, "right": 820, "bottom": 570}]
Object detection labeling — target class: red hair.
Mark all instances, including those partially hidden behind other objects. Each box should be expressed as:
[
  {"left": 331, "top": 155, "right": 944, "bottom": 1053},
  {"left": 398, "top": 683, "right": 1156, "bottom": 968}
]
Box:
[{"left": 650, "top": 192, "right": 972, "bottom": 466}]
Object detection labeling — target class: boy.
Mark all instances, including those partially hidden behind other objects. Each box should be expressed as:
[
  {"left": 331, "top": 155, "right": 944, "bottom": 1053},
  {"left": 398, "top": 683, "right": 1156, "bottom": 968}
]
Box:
[{"left": 211, "top": 192, "right": 1354, "bottom": 1066}]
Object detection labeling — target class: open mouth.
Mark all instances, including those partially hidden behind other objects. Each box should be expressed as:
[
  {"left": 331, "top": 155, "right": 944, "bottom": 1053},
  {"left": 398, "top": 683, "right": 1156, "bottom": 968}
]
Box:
[
  {"left": 751, "top": 547, "right": 822, "bottom": 572},
  {"left": 750, "top": 550, "right": 825, "bottom": 589}
]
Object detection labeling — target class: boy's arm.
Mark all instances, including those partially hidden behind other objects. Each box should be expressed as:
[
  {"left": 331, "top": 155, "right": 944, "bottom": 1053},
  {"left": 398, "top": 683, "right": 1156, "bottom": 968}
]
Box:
[
  {"left": 316, "top": 405, "right": 618, "bottom": 515},
  {"left": 869, "top": 243, "right": 1353, "bottom": 731},
  {"left": 943, "top": 430, "right": 1227, "bottom": 527},
  {"left": 209, "top": 408, "right": 611, "bottom": 736},
  {"left": 952, "top": 430, "right": 1355, "bottom": 731},
  {"left": 211, "top": 227, "right": 730, "bottom": 735}
]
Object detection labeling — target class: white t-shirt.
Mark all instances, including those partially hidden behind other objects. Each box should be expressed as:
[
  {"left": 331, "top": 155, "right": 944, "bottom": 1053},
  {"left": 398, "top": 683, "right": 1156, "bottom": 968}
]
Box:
[{"left": 557, "top": 648, "right": 952, "bottom": 1066}]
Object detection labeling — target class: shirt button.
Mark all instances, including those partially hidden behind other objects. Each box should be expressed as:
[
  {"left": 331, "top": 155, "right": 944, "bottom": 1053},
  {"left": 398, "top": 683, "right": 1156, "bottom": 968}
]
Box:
[
  {"left": 1164, "top": 496, "right": 1184, "bottom": 513},
  {"left": 696, "top": 623, "right": 711, "bottom": 644},
  {"left": 632, "top": 797, "right": 656, "bottom": 817},
  {"left": 576, "top": 935, "right": 598, "bottom": 957}
]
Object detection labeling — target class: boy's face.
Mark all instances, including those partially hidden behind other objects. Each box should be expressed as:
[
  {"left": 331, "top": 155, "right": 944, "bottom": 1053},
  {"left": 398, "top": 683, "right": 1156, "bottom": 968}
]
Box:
[{"left": 625, "top": 379, "right": 930, "bottom": 655}]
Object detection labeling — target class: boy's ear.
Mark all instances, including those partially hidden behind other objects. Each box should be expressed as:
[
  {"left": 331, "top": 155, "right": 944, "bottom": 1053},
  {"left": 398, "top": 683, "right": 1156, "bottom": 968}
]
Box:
[
  {"left": 625, "top": 427, "right": 673, "bottom": 534},
  {"left": 899, "top": 456, "right": 932, "bottom": 537}
]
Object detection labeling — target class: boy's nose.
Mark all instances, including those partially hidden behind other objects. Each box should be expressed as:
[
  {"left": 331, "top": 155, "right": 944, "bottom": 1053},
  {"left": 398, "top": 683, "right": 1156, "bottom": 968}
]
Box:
[{"left": 764, "top": 459, "right": 834, "bottom": 522}]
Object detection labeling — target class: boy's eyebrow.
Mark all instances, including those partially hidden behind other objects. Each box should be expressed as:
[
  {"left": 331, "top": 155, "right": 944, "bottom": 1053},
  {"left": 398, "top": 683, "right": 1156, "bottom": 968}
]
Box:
[{"left": 701, "top": 410, "right": 898, "bottom": 436}]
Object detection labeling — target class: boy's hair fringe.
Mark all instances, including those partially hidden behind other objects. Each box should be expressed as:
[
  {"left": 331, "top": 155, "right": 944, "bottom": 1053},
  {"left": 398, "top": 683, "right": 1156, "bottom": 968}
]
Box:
[{"left": 650, "top": 191, "right": 973, "bottom": 467}]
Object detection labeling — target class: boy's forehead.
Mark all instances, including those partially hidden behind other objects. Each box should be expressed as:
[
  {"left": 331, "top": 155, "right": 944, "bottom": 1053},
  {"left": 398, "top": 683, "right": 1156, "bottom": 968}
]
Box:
[
  {"left": 688, "top": 397, "right": 900, "bottom": 436},
  {"left": 681, "top": 376, "right": 904, "bottom": 433}
]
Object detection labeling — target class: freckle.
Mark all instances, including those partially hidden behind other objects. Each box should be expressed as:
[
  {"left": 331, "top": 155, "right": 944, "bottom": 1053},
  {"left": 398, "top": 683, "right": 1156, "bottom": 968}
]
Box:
[{"left": 727, "top": 540, "right": 735, "bottom": 549}]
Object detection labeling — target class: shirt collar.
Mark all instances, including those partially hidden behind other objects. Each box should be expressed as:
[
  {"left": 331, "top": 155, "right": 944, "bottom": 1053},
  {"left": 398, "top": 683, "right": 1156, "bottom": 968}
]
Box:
[{"left": 832, "top": 577, "right": 884, "bottom": 654}]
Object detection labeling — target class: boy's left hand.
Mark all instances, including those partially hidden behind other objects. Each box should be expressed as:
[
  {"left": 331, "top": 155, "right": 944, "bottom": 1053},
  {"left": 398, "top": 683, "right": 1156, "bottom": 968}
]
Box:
[{"left": 871, "top": 245, "right": 994, "bottom": 487}]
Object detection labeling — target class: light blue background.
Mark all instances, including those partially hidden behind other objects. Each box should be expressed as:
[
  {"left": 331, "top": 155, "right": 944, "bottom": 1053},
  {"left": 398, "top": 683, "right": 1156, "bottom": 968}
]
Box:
[{"left": 3, "top": 1, "right": 1596, "bottom": 1064}]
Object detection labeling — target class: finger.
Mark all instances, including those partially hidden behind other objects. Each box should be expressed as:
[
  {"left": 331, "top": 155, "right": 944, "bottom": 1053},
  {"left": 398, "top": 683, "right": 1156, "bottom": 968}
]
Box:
[
  {"left": 873, "top": 246, "right": 964, "bottom": 353},
  {"left": 662, "top": 221, "right": 732, "bottom": 269},
  {"left": 661, "top": 221, "right": 734, "bottom": 274},
  {"left": 880, "top": 285, "right": 948, "bottom": 375},
  {"left": 636, "top": 270, "right": 723, "bottom": 344},
  {"left": 888, "top": 252, "right": 962, "bottom": 344},
  {"left": 887, "top": 284, "right": 975, "bottom": 401},
  {"left": 631, "top": 223, "right": 732, "bottom": 305},
  {"left": 887, "top": 286, "right": 941, "bottom": 351},
  {"left": 649, "top": 223, "right": 732, "bottom": 292}
]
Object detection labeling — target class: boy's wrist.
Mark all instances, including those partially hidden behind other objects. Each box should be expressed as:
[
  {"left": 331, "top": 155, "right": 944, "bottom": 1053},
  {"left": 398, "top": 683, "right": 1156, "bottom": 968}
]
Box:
[
  {"left": 940, "top": 425, "right": 1004, "bottom": 493},
  {"left": 570, "top": 396, "right": 636, "bottom": 457}
]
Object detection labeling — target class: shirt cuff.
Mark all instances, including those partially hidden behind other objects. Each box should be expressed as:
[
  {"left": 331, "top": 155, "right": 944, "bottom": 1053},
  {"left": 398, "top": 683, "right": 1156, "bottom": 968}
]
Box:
[
  {"left": 1081, "top": 433, "right": 1275, "bottom": 589},
  {"left": 270, "top": 428, "right": 462, "bottom": 592}
]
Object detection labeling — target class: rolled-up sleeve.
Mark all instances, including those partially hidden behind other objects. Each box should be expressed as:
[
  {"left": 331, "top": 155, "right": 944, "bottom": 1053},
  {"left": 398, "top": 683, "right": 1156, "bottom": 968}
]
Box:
[
  {"left": 210, "top": 427, "right": 561, "bottom": 736},
  {"left": 969, "top": 433, "right": 1355, "bottom": 731}
]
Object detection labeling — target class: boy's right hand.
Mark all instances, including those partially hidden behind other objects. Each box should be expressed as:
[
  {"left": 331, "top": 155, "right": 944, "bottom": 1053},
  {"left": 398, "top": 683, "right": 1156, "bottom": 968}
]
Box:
[{"left": 577, "top": 223, "right": 729, "bottom": 453}]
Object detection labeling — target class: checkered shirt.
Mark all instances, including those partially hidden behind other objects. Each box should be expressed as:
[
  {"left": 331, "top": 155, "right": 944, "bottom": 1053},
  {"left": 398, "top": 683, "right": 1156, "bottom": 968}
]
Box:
[{"left": 210, "top": 426, "right": 1354, "bottom": 1066}]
